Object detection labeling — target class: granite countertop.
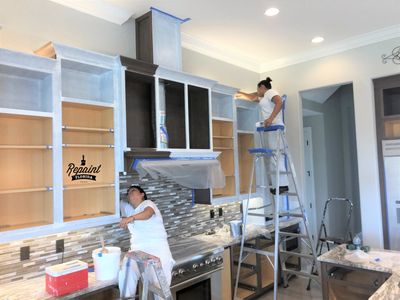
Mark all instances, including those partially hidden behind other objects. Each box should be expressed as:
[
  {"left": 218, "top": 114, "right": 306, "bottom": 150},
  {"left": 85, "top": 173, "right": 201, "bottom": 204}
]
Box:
[
  {"left": 318, "top": 244, "right": 400, "bottom": 300},
  {"left": 0, "top": 272, "right": 117, "bottom": 300},
  {"left": 0, "top": 217, "right": 301, "bottom": 300},
  {"left": 194, "top": 217, "right": 302, "bottom": 247}
]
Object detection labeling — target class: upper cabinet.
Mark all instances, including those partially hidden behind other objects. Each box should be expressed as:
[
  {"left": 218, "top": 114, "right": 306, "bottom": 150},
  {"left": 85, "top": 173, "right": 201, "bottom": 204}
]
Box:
[
  {"left": 0, "top": 49, "right": 57, "bottom": 234},
  {"left": 0, "top": 43, "right": 122, "bottom": 242}
]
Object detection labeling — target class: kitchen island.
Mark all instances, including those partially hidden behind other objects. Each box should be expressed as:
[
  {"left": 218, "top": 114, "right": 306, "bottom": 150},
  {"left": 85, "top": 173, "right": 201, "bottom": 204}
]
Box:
[{"left": 318, "top": 244, "right": 400, "bottom": 300}]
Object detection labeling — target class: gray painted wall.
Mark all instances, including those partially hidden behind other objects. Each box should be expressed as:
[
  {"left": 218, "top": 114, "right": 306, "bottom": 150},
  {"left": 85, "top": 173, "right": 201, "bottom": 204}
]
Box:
[{"left": 303, "top": 85, "right": 361, "bottom": 240}]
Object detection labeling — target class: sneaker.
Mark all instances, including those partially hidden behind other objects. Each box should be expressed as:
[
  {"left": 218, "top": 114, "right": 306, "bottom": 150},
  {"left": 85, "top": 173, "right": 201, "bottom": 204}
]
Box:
[{"left": 270, "top": 186, "right": 289, "bottom": 195}]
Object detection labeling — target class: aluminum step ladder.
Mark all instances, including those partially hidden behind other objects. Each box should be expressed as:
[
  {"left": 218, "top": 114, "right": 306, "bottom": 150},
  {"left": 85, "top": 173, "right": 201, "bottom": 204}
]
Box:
[
  {"left": 233, "top": 124, "right": 320, "bottom": 300},
  {"left": 121, "top": 250, "right": 172, "bottom": 300},
  {"left": 306, "top": 197, "right": 353, "bottom": 290}
]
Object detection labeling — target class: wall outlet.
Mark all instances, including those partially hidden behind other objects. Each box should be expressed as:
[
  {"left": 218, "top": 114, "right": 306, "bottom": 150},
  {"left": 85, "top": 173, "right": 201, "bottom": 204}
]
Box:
[
  {"left": 218, "top": 207, "right": 223, "bottom": 217},
  {"left": 210, "top": 209, "right": 215, "bottom": 219},
  {"left": 20, "top": 246, "right": 30, "bottom": 261},
  {"left": 56, "top": 239, "right": 64, "bottom": 253}
]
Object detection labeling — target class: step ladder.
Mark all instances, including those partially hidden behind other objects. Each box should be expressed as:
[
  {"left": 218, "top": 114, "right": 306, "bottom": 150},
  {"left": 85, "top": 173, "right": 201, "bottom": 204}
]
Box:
[
  {"left": 233, "top": 124, "right": 320, "bottom": 300},
  {"left": 121, "top": 250, "right": 172, "bottom": 300}
]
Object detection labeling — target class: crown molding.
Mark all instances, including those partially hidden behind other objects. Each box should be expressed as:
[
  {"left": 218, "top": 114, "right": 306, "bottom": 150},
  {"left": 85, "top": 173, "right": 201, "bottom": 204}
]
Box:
[
  {"left": 260, "top": 25, "right": 400, "bottom": 73},
  {"left": 181, "top": 33, "right": 261, "bottom": 73},
  {"left": 182, "top": 25, "right": 400, "bottom": 75},
  {"left": 49, "top": 0, "right": 133, "bottom": 25}
]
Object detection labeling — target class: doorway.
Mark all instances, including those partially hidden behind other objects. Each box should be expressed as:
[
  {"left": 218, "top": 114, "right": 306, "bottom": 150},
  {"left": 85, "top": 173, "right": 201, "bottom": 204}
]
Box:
[{"left": 300, "top": 83, "right": 362, "bottom": 243}]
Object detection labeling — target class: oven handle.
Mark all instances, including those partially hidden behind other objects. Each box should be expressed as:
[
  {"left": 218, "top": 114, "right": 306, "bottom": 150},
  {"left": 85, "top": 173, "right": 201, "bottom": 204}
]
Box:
[{"left": 171, "top": 266, "right": 223, "bottom": 289}]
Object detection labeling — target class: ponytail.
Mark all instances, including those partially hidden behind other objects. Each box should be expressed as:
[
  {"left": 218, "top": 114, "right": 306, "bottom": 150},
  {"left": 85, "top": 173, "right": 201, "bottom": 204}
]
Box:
[{"left": 258, "top": 77, "right": 272, "bottom": 89}]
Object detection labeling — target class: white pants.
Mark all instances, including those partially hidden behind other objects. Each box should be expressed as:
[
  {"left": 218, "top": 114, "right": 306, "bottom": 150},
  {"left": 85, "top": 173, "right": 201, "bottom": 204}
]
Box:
[
  {"left": 260, "top": 129, "right": 289, "bottom": 187},
  {"left": 118, "top": 254, "right": 174, "bottom": 299}
]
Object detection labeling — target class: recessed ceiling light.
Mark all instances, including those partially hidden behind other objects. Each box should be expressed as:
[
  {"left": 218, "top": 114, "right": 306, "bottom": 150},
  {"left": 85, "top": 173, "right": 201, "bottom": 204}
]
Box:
[
  {"left": 312, "top": 36, "right": 324, "bottom": 43},
  {"left": 265, "top": 7, "right": 280, "bottom": 17}
]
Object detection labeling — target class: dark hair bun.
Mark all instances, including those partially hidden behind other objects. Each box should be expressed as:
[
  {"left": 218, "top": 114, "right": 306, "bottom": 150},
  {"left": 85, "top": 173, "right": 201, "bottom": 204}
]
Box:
[{"left": 266, "top": 77, "right": 272, "bottom": 83}]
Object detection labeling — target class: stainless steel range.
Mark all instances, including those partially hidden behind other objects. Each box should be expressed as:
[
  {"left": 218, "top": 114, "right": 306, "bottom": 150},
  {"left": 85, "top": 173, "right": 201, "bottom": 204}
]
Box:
[{"left": 169, "top": 237, "right": 224, "bottom": 300}]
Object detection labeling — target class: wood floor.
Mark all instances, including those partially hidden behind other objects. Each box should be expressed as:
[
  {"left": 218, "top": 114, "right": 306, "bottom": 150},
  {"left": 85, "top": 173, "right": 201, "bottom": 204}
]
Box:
[{"left": 257, "top": 276, "right": 323, "bottom": 300}]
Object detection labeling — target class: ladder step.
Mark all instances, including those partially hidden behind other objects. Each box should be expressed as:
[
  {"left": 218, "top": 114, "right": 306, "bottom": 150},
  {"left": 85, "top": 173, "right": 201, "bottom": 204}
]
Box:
[
  {"left": 279, "top": 232, "right": 309, "bottom": 239},
  {"left": 280, "top": 250, "right": 315, "bottom": 260},
  {"left": 282, "top": 269, "right": 319, "bottom": 281},
  {"left": 243, "top": 247, "right": 274, "bottom": 257},
  {"left": 233, "top": 261, "right": 256, "bottom": 270},
  {"left": 238, "top": 282, "right": 257, "bottom": 291},
  {"left": 240, "top": 270, "right": 258, "bottom": 280},
  {"left": 279, "top": 210, "right": 304, "bottom": 218},
  {"left": 248, "top": 212, "right": 266, "bottom": 217},
  {"left": 248, "top": 204, "right": 270, "bottom": 211}
]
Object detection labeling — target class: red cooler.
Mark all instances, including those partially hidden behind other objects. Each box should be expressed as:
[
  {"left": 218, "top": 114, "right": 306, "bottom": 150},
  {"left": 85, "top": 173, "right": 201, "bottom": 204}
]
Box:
[{"left": 45, "top": 260, "right": 88, "bottom": 296}]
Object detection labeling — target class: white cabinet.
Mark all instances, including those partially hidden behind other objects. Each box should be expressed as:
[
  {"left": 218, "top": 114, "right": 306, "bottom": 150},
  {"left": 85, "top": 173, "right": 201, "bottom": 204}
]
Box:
[{"left": 0, "top": 44, "right": 122, "bottom": 242}]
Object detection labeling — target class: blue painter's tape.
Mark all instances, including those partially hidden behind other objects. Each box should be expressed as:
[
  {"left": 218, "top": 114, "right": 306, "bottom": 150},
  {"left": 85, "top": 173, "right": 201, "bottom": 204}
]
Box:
[{"left": 150, "top": 7, "right": 191, "bottom": 23}]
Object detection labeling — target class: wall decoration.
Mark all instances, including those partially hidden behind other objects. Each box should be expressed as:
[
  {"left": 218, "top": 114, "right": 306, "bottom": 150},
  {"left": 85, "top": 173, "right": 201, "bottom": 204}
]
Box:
[{"left": 382, "top": 46, "right": 400, "bottom": 64}]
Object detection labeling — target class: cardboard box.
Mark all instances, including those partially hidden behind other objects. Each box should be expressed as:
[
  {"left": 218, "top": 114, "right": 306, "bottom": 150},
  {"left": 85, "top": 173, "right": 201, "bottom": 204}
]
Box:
[{"left": 45, "top": 260, "right": 88, "bottom": 296}]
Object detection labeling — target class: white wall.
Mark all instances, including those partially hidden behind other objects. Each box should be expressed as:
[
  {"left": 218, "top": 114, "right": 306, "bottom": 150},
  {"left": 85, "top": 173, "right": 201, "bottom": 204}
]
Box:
[
  {"left": 182, "top": 48, "right": 259, "bottom": 91},
  {"left": 263, "top": 37, "right": 400, "bottom": 247},
  {"left": 0, "top": 0, "right": 135, "bottom": 57}
]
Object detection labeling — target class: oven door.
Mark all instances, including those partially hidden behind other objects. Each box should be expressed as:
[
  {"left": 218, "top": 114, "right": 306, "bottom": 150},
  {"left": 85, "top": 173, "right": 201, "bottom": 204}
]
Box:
[{"left": 170, "top": 267, "right": 223, "bottom": 300}]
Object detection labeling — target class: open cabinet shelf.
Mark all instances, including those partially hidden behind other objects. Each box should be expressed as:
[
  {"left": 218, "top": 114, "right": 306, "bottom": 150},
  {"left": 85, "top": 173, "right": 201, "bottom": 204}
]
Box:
[
  {"left": 0, "top": 190, "right": 53, "bottom": 232},
  {"left": 60, "top": 59, "right": 114, "bottom": 104},
  {"left": 62, "top": 101, "right": 116, "bottom": 222},
  {"left": 63, "top": 186, "right": 115, "bottom": 222},
  {"left": 238, "top": 133, "right": 256, "bottom": 194},
  {"left": 212, "top": 120, "right": 236, "bottom": 198}
]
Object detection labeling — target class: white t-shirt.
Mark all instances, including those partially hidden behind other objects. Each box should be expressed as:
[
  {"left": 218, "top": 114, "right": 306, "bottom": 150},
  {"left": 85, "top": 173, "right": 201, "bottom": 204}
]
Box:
[
  {"left": 259, "top": 89, "right": 284, "bottom": 125},
  {"left": 120, "top": 200, "right": 169, "bottom": 251}
]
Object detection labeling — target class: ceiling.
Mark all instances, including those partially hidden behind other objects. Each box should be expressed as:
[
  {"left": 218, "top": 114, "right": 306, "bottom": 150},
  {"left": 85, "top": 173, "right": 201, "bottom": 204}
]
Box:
[{"left": 49, "top": 0, "right": 400, "bottom": 72}]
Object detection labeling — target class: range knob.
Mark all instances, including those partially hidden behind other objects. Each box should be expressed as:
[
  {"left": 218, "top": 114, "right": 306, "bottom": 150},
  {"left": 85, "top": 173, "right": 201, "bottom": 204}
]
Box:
[
  {"left": 199, "top": 262, "right": 205, "bottom": 267},
  {"left": 216, "top": 256, "right": 223, "bottom": 263},
  {"left": 178, "top": 268, "right": 186, "bottom": 275},
  {"left": 205, "top": 259, "right": 211, "bottom": 265},
  {"left": 192, "top": 263, "right": 199, "bottom": 270},
  {"left": 210, "top": 257, "right": 216, "bottom": 263},
  {"left": 172, "top": 271, "right": 179, "bottom": 278}
]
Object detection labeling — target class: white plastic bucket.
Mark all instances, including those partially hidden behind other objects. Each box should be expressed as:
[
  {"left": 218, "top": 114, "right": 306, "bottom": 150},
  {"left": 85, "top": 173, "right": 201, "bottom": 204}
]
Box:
[{"left": 92, "top": 246, "right": 121, "bottom": 281}]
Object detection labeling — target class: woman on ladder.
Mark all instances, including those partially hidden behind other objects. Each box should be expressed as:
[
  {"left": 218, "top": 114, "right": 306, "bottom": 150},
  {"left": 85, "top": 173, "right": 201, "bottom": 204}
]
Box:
[{"left": 236, "top": 77, "right": 288, "bottom": 193}]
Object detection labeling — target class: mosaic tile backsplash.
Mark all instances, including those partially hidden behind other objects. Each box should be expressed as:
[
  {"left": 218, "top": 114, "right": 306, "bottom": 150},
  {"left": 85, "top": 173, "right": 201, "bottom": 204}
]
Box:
[{"left": 0, "top": 172, "right": 241, "bottom": 284}]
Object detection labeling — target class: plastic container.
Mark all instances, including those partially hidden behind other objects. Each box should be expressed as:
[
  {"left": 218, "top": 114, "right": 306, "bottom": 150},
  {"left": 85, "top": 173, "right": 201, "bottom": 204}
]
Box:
[
  {"left": 45, "top": 260, "right": 88, "bottom": 296},
  {"left": 92, "top": 246, "right": 121, "bottom": 281},
  {"left": 230, "top": 220, "right": 242, "bottom": 237}
]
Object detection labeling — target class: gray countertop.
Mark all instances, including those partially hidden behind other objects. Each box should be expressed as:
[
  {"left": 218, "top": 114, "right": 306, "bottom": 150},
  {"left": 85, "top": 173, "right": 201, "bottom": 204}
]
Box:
[
  {"left": 0, "top": 218, "right": 301, "bottom": 300},
  {"left": 318, "top": 244, "right": 400, "bottom": 300}
]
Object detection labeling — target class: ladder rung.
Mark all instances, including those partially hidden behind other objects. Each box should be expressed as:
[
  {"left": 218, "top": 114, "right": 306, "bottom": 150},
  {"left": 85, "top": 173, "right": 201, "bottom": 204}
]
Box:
[
  {"left": 280, "top": 250, "right": 315, "bottom": 260},
  {"left": 248, "top": 204, "right": 270, "bottom": 211},
  {"left": 279, "top": 232, "right": 308, "bottom": 239},
  {"left": 282, "top": 269, "right": 319, "bottom": 281},
  {"left": 248, "top": 212, "right": 266, "bottom": 217},
  {"left": 238, "top": 282, "right": 257, "bottom": 291},
  {"left": 279, "top": 211, "right": 304, "bottom": 218},
  {"left": 286, "top": 192, "right": 298, "bottom": 196},
  {"left": 243, "top": 247, "right": 274, "bottom": 257},
  {"left": 234, "top": 261, "right": 256, "bottom": 270}
]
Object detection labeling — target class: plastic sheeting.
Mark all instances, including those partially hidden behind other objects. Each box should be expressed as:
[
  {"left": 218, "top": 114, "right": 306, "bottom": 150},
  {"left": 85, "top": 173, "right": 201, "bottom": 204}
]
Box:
[{"left": 135, "top": 159, "right": 225, "bottom": 189}]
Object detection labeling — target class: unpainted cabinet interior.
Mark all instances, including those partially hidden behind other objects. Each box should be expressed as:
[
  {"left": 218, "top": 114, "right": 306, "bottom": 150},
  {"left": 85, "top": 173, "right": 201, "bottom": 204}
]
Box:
[
  {"left": 0, "top": 114, "right": 53, "bottom": 231},
  {"left": 62, "top": 102, "right": 115, "bottom": 221},
  {"left": 212, "top": 120, "right": 235, "bottom": 197},
  {"left": 189, "top": 85, "right": 210, "bottom": 149},
  {"left": 238, "top": 133, "right": 256, "bottom": 194}
]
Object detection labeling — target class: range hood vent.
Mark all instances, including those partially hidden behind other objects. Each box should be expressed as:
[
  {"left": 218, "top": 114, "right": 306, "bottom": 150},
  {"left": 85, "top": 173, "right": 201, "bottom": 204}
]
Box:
[
  {"left": 135, "top": 159, "right": 225, "bottom": 189},
  {"left": 135, "top": 7, "right": 190, "bottom": 71}
]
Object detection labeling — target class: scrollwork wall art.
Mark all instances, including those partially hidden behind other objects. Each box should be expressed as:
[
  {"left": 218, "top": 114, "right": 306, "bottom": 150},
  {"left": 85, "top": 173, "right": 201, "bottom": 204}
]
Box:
[{"left": 382, "top": 46, "right": 400, "bottom": 64}]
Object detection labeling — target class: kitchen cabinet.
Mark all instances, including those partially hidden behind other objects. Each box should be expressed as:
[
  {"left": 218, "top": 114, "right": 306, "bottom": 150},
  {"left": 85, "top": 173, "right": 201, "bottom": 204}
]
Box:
[
  {"left": 0, "top": 43, "right": 122, "bottom": 242},
  {"left": 210, "top": 84, "right": 239, "bottom": 203},
  {"left": 321, "top": 261, "right": 390, "bottom": 299},
  {"left": 236, "top": 100, "right": 260, "bottom": 196},
  {"left": 120, "top": 56, "right": 158, "bottom": 150},
  {"left": 0, "top": 48, "right": 56, "bottom": 232},
  {"left": 156, "top": 67, "right": 216, "bottom": 152}
]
